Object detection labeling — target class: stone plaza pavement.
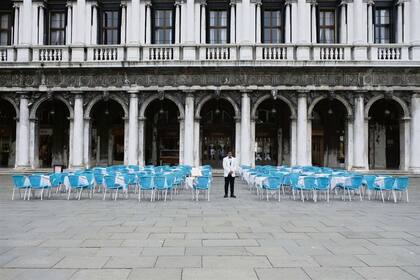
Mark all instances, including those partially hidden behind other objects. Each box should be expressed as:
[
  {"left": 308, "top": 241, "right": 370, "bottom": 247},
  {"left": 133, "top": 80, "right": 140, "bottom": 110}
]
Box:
[{"left": 1, "top": 175, "right": 420, "bottom": 280}]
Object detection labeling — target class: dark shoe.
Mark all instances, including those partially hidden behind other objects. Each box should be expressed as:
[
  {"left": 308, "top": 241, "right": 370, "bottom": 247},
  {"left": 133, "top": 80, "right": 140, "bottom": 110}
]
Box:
[
  {"left": 230, "top": 195, "right": 236, "bottom": 198},
  {"left": 224, "top": 195, "right": 228, "bottom": 198}
]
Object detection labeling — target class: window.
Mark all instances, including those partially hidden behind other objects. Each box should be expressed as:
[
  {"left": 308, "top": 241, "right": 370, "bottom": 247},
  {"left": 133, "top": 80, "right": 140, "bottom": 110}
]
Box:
[
  {"left": 263, "top": 10, "right": 282, "bottom": 43},
  {"left": 153, "top": 9, "right": 173, "bottom": 44},
  {"left": 101, "top": 10, "right": 120, "bottom": 44},
  {"left": 374, "top": 8, "right": 391, "bottom": 43},
  {"left": 0, "top": 13, "right": 12, "bottom": 46},
  {"left": 208, "top": 10, "right": 228, "bottom": 44},
  {"left": 49, "top": 12, "right": 66, "bottom": 45},
  {"left": 318, "top": 9, "right": 336, "bottom": 43}
]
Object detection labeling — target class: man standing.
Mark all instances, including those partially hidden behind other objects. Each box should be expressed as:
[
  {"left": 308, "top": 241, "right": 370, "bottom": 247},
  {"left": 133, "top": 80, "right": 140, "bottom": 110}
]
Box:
[{"left": 223, "top": 151, "right": 237, "bottom": 198}]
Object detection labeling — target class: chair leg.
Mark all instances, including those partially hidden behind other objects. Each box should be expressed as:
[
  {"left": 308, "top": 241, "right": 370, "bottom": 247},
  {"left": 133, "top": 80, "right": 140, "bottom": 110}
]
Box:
[
  {"left": 380, "top": 189, "right": 385, "bottom": 203},
  {"left": 164, "top": 189, "right": 168, "bottom": 202},
  {"left": 40, "top": 188, "right": 44, "bottom": 201},
  {"left": 406, "top": 189, "right": 409, "bottom": 203},
  {"left": 196, "top": 189, "right": 199, "bottom": 202},
  {"left": 392, "top": 190, "right": 397, "bottom": 203},
  {"left": 278, "top": 189, "right": 281, "bottom": 202},
  {"left": 266, "top": 190, "right": 269, "bottom": 202},
  {"left": 23, "top": 188, "right": 28, "bottom": 200},
  {"left": 208, "top": 189, "right": 210, "bottom": 201},
  {"left": 12, "top": 188, "right": 15, "bottom": 200},
  {"left": 138, "top": 188, "right": 141, "bottom": 202},
  {"left": 103, "top": 189, "right": 107, "bottom": 200}
]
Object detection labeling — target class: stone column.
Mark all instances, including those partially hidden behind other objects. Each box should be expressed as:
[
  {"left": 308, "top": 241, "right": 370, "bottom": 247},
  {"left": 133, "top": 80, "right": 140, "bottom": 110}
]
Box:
[
  {"left": 127, "top": 0, "right": 140, "bottom": 60},
  {"left": 410, "top": 93, "right": 420, "bottom": 172},
  {"left": 120, "top": 2, "right": 127, "bottom": 44},
  {"left": 29, "top": 117, "right": 38, "bottom": 168},
  {"left": 284, "top": 1, "right": 291, "bottom": 43},
  {"left": 296, "top": 91, "right": 308, "bottom": 166},
  {"left": 83, "top": 117, "right": 90, "bottom": 168},
  {"left": 183, "top": 0, "right": 196, "bottom": 59},
  {"left": 411, "top": 0, "right": 420, "bottom": 59},
  {"left": 307, "top": 116, "right": 312, "bottom": 165},
  {"left": 91, "top": 3, "right": 98, "bottom": 44},
  {"left": 400, "top": 117, "right": 410, "bottom": 171},
  {"left": 240, "top": 91, "right": 251, "bottom": 166},
  {"left": 66, "top": 2, "right": 73, "bottom": 45},
  {"left": 290, "top": 117, "right": 297, "bottom": 166},
  {"left": 38, "top": 3, "right": 45, "bottom": 44},
  {"left": 128, "top": 92, "right": 139, "bottom": 165},
  {"left": 404, "top": 0, "right": 410, "bottom": 43},
  {"left": 291, "top": 0, "right": 298, "bottom": 43},
  {"left": 72, "top": 0, "right": 86, "bottom": 62},
  {"left": 16, "top": 93, "right": 30, "bottom": 168},
  {"left": 184, "top": 92, "right": 195, "bottom": 166},
  {"left": 340, "top": 1, "right": 347, "bottom": 43},
  {"left": 296, "top": 0, "right": 311, "bottom": 59},
  {"left": 72, "top": 93, "right": 84, "bottom": 167},
  {"left": 138, "top": 117, "right": 146, "bottom": 166},
  {"left": 200, "top": 1, "right": 206, "bottom": 44},
  {"left": 367, "top": 0, "right": 373, "bottom": 44},
  {"left": 179, "top": 117, "right": 185, "bottom": 164},
  {"left": 255, "top": 0, "right": 262, "bottom": 43},
  {"left": 193, "top": 118, "right": 201, "bottom": 166},
  {"left": 346, "top": 116, "right": 354, "bottom": 170},
  {"left": 310, "top": 1, "right": 317, "bottom": 43},
  {"left": 352, "top": 0, "right": 368, "bottom": 60},
  {"left": 13, "top": 3, "right": 20, "bottom": 45},
  {"left": 145, "top": 1, "right": 152, "bottom": 44},
  {"left": 175, "top": 1, "right": 181, "bottom": 44},
  {"left": 353, "top": 93, "right": 366, "bottom": 170},
  {"left": 239, "top": 0, "right": 254, "bottom": 59},
  {"left": 124, "top": 117, "right": 129, "bottom": 165},
  {"left": 397, "top": 1, "right": 403, "bottom": 43},
  {"left": 17, "top": 0, "right": 32, "bottom": 61},
  {"left": 235, "top": 116, "right": 241, "bottom": 164},
  {"left": 230, "top": 1, "right": 236, "bottom": 43}
]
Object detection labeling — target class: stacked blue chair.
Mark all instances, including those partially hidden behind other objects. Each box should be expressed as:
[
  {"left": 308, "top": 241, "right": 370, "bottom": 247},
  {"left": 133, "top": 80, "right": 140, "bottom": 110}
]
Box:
[
  {"left": 364, "top": 175, "right": 377, "bottom": 200},
  {"left": 103, "top": 174, "right": 124, "bottom": 201},
  {"left": 11, "top": 175, "right": 30, "bottom": 200},
  {"left": 262, "top": 175, "right": 283, "bottom": 202},
  {"left": 28, "top": 174, "right": 51, "bottom": 200},
  {"left": 393, "top": 176, "right": 409, "bottom": 203},
  {"left": 315, "top": 176, "right": 331, "bottom": 202},
  {"left": 67, "top": 174, "right": 92, "bottom": 200},
  {"left": 137, "top": 175, "right": 154, "bottom": 202},
  {"left": 343, "top": 175, "right": 363, "bottom": 201}
]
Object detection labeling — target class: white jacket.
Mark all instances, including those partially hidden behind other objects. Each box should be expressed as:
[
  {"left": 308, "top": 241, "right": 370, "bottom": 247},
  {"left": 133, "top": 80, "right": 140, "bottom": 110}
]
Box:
[{"left": 223, "top": 156, "right": 238, "bottom": 177}]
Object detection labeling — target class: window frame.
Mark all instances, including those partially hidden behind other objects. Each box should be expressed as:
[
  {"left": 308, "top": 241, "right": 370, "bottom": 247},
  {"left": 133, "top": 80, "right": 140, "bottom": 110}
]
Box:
[
  {"left": 48, "top": 10, "right": 66, "bottom": 45},
  {"left": 262, "top": 9, "right": 283, "bottom": 44},
  {"left": 373, "top": 4, "right": 394, "bottom": 44},
  {"left": 0, "top": 11, "right": 13, "bottom": 46},
  {"left": 99, "top": 4, "right": 121, "bottom": 45},
  {"left": 206, "top": 1, "right": 230, "bottom": 44},
  {"left": 317, "top": 6, "right": 337, "bottom": 44},
  {"left": 151, "top": 3, "right": 175, "bottom": 45}
]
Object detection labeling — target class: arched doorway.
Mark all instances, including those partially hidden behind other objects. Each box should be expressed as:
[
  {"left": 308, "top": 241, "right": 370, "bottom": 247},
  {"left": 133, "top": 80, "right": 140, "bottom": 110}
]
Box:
[
  {"left": 368, "top": 99, "right": 403, "bottom": 169},
  {"left": 255, "top": 99, "right": 291, "bottom": 166},
  {"left": 144, "top": 99, "right": 180, "bottom": 165},
  {"left": 200, "top": 98, "right": 236, "bottom": 168},
  {"left": 311, "top": 99, "right": 347, "bottom": 168},
  {"left": 0, "top": 99, "right": 16, "bottom": 167},
  {"left": 36, "top": 99, "right": 70, "bottom": 168},
  {"left": 90, "top": 100, "right": 125, "bottom": 166}
]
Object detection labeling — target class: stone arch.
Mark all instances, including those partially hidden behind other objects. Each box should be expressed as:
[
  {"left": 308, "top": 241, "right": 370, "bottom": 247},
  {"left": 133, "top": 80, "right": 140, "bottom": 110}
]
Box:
[
  {"left": 85, "top": 94, "right": 129, "bottom": 119},
  {"left": 0, "top": 96, "right": 19, "bottom": 117},
  {"left": 29, "top": 94, "right": 74, "bottom": 119},
  {"left": 308, "top": 95, "right": 353, "bottom": 118},
  {"left": 195, "top": 94, "right": 240, "bottom": 119},
  {"left": 365, "top": 94, "right": 410, "bottom": 119},
  {"left": 251, "top": 94, "right": 297, "bottom": 119},
  {"left": 139, "top": 93, "right": 184, "bottom": 119}
]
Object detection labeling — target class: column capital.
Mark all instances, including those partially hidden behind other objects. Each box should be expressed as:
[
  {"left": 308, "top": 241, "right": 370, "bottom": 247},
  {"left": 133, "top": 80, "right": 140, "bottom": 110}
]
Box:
[
  {"left": 307, "top": 0, "right": 317, "bottom": 6},
  {"left": 198, "top": 0, "right": 207, "bottom": 6},
  {"left": 234, "top": 116, "right": 241, "bottom": 122},
  {"left": 366, "top": 0, "right": 375, "bottom": 6},
  {"left": 120, "top": 1, "right": 128, "bottom": 7},
  {"left": 183, "top": 89, "right": 195, "bottom": 97},
  {"left": 229, "top": 0, "right": 238, "bottom": 6},
  {"left": 128, "top": 91, "right": 139, "bottom": 98},
  {"left": 240, "top": 89, "right": 252, "bottom": 96},
  {"left": 145, "top": 0, "right": 152, "bottom": 7},
  {"left": 251, "top": 0, "right": 262, "bottom": 6},
  {"left": 297, "top": 90, "right": 309, "bottom": 98},
  {"left": 139, "top": 116, "right": 147, "bottom": 121},
  {"left": 66, "top": 1, "right": 73, "bottom": 8},
  {"left": 17, "top": 92, "right": 30, "bottom": 99},
  {"left": 285, "top": 0, "right": 297, "bottom": 5},
  {"left": 71, "top": 91, "right": 84, "bottom": 99},
  {"left": 412, "top": 92, "right": 420, "bottom": 98},
  {"left": 174, "top": 0, "right": 183, "bottom": 6},
  {"left": 13, "top": 2, "right": 22, "bottom": 9}
]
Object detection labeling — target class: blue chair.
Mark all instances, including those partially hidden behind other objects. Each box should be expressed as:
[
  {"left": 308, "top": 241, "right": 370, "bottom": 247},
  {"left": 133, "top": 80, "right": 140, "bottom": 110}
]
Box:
[
  {"left": 67, "top": 174, "right": 91, "bottom": 200},
  {"left": 343, "top": 175, "right": 363, "bottom": 201},
  {"left": 138, "top": 175, "right": 155, "bottom": 202},
  {"left": 193, "top": 176, "right": 210, "bottom": 201},
  {"left": 293, "top": 176, "right": 316, "bottom": 202},
  {"left": 154, "top": 175, "right": 170, "bottom": 201},
  {"left": 315, "top": 176, "right": 330, "bottom": 202},
  {"left": 363, "top": 175, "right": 377, "bottom": 200},
  {"left": 49, "top": 173, "right": 63, "bottom": 197},
  {"left": 93, "top": 172, "right": 104, "bottom": 193},
  {"left": 263, "top": 175, "right": 283, "bottom": 202},
  {"left": 28, "top": 174, "right": 51, "bottom": 200},
  {"left": 381, "top": 177, "right": 396, "bottom": 203},
  {"left": 103, "top": 175, "right": 124, "bottom": 201},
  {"left": 393, "top": 176, "right": 409, "bottom": 202},
  {"left": 11, "top": 175, "right": 30, "bottom": 200}
]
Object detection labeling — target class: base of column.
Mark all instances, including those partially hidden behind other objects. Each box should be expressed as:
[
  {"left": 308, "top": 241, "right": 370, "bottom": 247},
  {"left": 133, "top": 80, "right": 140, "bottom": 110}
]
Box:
[
  {"left": 183, "top": 46, "right": 196, "bottom": 60},
  {"left": 71, "top": 46, "right": 85, "bottom": 62},
  {"left": 239, "top": 45, "right": 253, "bottom": 60},
  {"left": 126, "top": 45, "right": 140, "bottom": 61},
  {"left": 15, "top": 165, "right": 32, "bottom": 170},
  {"left": 16, "top": 47, "right": 31, "bottom": 62},
  {"left": 351, "top": 166, "right": 369, "bottom": 171},
  {"left": 296, "top": 45, "right": 311, "bottom": 60},
  {"left": 353, "top": 46, "right": 368, "bottom": 60},
  {"left": 409, "top": 167, "right": 420, "bottom": 173}
]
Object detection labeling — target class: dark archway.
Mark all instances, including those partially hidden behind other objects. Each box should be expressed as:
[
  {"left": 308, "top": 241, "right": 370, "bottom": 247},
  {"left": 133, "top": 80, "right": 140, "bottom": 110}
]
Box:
[
  {"left": 0, "top": 99, "right": 16, "bottom": 167},
  {"left": 311, "top": 99, "right": 347, "bottom": 167},
  {"left": 255, "top": 99, "right": 291, "bottom": 166},
  {"left": 36, "top": 99, "right": 70, "bottom": 168},
  {"left": 368, "top": 99, "right": 403, "bottom": 169},
  {"left": 90, "top": 100, "right": 125, "bottom": 166},
  {"left": 200, "top": 98, "right": 235, "bottom": 168},
  {"left": 145, "top": 99, "right": 180, "bottom": 165}
]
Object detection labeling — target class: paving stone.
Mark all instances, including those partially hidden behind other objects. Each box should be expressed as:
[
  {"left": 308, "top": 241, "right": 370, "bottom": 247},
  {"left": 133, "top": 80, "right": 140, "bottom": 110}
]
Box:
[
  {"left": 267, "top": 255, "right": 320, "bottom": 268},
  {"left": 186, "top": 246, "right": 249, "bottom": 256},
  {"left": 401, "top": 266, "right": 420, "bottom": 279},
  {"left": 142, "top": 247, "right": 185, "bottom": 256},
  {"left": 354, "top": 267, "right": 418, "bottom": 280},
  {"left": 303, "top": 268, "right": 365, "bottom": 280},
  {"left": 182, "top": 268, "right": 258, "bottom": 280},
  {"left": 155, "top": 256, "right": 201, "bottom": 268},
  {"left": 203, "top": 239, "right": 259, "bottom": 247},
  {"left": 4, "top": 256, "right": 63, "bottom": 268},
  {"left": 128, "top": 268, "right": 181, "bottom": 280},
  {"left": 255, "top": 268, "right": 311, "bottom": 280},
  {"left": 312, "top": 255, "right": 367, "bottom": 267},
  {"left": 12, "top": 268, "right": 76, "bottom": 280},
  {"left": 203, "top": 256, "right": 271, "bottom": 268},
  {"left": 96, "top": 247, "right": 142, "bottom": 257},
  {"left": 104, "top": 256, "right": 156, "bottom": 268},
  {"left": 70, "top": 269, "right": 131, "bottom": 280},
  {"left": 54, "top": 256, "right": 110, "bottom": 269}
]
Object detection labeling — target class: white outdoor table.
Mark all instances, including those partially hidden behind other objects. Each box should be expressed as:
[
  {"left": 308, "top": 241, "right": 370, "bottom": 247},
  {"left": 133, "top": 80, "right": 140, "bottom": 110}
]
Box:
[{"left": 330, "top": 176, "right": 350, "bottom": 190}]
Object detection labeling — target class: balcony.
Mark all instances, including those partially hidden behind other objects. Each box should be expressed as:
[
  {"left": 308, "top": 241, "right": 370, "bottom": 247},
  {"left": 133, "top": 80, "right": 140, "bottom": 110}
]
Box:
[{"left": 0, "top": 43, "right": 418, "bottom": 66}]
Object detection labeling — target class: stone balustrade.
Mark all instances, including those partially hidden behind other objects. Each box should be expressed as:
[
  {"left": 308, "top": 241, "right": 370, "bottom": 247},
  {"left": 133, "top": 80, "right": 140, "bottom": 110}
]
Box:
[{"left": 0, "top": 44, "right": 418, "bottom": 64}]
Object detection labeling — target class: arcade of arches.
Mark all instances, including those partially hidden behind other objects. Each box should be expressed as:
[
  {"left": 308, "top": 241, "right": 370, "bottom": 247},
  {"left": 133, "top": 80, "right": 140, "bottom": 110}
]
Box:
[{"left": 3, "top": 90, "right": 420, "bottom": 173}]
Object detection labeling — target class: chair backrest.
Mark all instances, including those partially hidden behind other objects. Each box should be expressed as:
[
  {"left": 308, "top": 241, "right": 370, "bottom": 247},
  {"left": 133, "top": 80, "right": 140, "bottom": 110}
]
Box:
[
  {"left": 289, "top": 173, "right": 300, "bottom": 187},
  {"left": 138, "top": 175, "right": 153, "bottom": 189},
  {"left": 49, "top": 173, "right": 62, "bottom": 187},
  {"left": 303, "top": 176, "right": 316, "bottom": 189},
  {"left": 154, "top": 176, "right": 166, "bottom": 189},
  {"left": 316, "top": 176, "right": 330, "bottom": 189},
  {"left": 350, "top": 175, "right": 363, "bottom": 188},
  {"left": 94, "top": 173, "right": 104, "bottom": 184},
  {"left": 127, "top": 173, "right": 137, "bottom": 185},
  {"left": 12, "top": 175, "right": 26, "bottom": 188},
  {"left": 383, "top": 177, "right": 396, "bottom": 190},
  {"left": 165, "top": 175, "right": 175, "bottom": 187},
  {"left": 28, "top": 175, "right": 42, "bottom": 187},
  {"left": 103, "top": 175, "right": 116, "bottom": 189},
  {"left": 195, "top": 176, "right": 210, "bottom": 189},
  {"left": 363, "top": 175, "right": 377, "bottom": 189},
  {"left": 265, "top": 176, "right": 282, "bottom": 189},
  {"left": 67, "top": 175, "right": 81, "bottom": 188},
  {"left": 80, "top": 172, "right": 94, "bottom": 185},
  {"left": 394, "top": 176, "right": 408, "bottom": 190}
]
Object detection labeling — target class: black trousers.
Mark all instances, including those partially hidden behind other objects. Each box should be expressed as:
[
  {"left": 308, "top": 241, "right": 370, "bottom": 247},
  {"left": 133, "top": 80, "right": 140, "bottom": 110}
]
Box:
[{"left": 224, "top": 175, "right": 235, "bottom": 196}]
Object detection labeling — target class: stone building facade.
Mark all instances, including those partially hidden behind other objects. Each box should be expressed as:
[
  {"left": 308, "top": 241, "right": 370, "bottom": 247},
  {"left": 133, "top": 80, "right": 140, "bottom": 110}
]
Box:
[{"left": 0, "top": 0, "right": 420, "bottom": 171}]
